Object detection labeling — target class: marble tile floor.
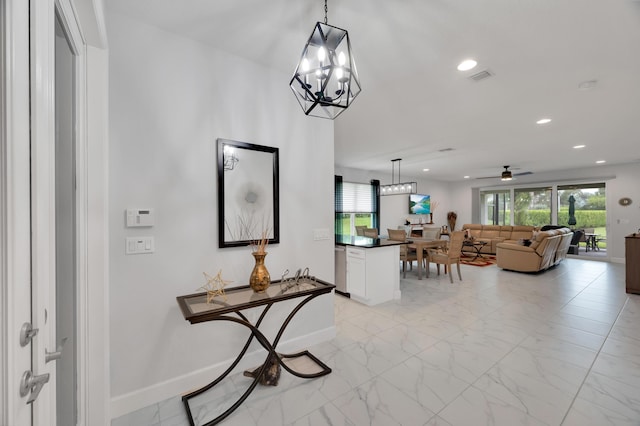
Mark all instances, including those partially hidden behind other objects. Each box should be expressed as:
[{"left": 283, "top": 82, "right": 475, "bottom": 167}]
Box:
[{"left": 112, "top": 258, "right": 640, "bottom": 426}]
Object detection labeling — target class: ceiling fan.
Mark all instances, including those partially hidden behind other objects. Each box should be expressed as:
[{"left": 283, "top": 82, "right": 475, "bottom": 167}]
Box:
[{"left": 476, "top": 165, "right": 533, "bottom": 180}]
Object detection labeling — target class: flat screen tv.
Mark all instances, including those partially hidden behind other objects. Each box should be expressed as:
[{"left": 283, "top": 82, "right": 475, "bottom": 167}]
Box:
[{"left": 409, "top": 194, "right": 431, "bottom": 215}]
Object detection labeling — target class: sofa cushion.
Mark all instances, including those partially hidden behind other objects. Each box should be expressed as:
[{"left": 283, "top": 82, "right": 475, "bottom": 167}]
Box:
[
  {"left": 481, "top": 225, "right": 501, "bottom": 238},
  {"left": 510, "top": 226, "right": 535, "bottom": 240},
  {"left": 464, "top": 224, "right": 483, "bottom": 238},
  {"left": 529, "top": 230, "right": 549, "bottom": 250},
  {"left": 499, "top": 226, "right": 513, "bottom": 238}
]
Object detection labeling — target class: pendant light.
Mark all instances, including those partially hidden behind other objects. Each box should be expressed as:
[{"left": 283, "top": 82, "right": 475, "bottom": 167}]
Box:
[
  {"left": 290, "top": 0, "right": 361, "bottom": 119},
  {"left": 380, "top": 159, "right": 418, "bottom": 195}
]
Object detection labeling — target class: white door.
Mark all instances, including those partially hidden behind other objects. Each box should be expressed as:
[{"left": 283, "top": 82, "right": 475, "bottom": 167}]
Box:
[
  {"left": 1, "top": 1, "right": 33, "bottom": 423},
  {"left": 2, "top": 0, "right": 84, "bottom": 424}
]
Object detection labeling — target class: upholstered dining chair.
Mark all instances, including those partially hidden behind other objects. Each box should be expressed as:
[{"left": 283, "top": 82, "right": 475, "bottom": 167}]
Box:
[
  {"left": 426, "top": 230, "right": 465, "bottom": 283},
  {"left": 422, "top": 227, "right": 441, "bottom": 240},
  {"left": 387, "top": 228, "right": 417, "bottom": 278},
  {"left": 355, "top": 226, "right": 367, "bottom": 236},
  {"left": 363, "top": 228, "right": 378, "bottom": 238}
]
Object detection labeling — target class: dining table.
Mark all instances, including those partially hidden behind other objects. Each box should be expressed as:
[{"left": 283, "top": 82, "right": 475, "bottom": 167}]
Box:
[{"left": 407, "top": 238, "right": 449, "bottom": 280}]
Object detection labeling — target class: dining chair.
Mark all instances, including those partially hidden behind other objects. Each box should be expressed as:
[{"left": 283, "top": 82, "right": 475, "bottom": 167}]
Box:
[
  {"left": 355, "top": 226, "right": 367, "bottom": 236},
  {"left": 426, "top": 231, "right": 464, "bottom": 283},
  {"left": 387, "top": 228, "right": 406, "bottom": 241},
  {"left": 363, "top": 228, "right": 378, "bottom": 238},
  {"left": 422, "top": 227, "right": 441, "bottom": 240},
  {"left": 387, "top": 228, "right": 416, "bottom": 278},
  {"left": 580, "top": 227, "right": 594, "bottom": 250}
]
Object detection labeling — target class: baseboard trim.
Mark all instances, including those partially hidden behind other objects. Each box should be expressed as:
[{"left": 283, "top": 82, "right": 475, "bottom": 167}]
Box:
[
  {"left": 611, "top": 257, "right": 624, "bottom": 264},
  {"left": 110, "top": 326, "right": 336, "bottom": 419}
]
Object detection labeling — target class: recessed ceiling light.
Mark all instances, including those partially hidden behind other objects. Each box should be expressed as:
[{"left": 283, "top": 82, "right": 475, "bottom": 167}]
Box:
[
  {"left": 463, "top": 176, "right": 470, "bottom": 179},
  {"left": 457, "top": 59, "right": 477, "bottom": 71},
  {"left": 596, "top": 160, "right": 606, "bottom": 164},
  {"left": 573, "top": 145, "right": 586, "bottom": 149},
  {"left": 536, "top": 118, "right": 552, "bottom": 125},
  {"left": 423, "top": 168, "right": 430, "bottom": 172}
]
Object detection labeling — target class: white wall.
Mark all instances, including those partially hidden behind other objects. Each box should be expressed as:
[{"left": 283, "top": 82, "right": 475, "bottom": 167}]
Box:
[
  {"left": 107, "top": 12, "right": 336, "bottom": 417},
  {"left": 335, "top": 166, "right": 453, "bottom": 233}
]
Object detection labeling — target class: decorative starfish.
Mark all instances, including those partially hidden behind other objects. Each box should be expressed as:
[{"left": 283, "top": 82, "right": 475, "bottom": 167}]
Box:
[{"left": 198, "top": 270, "right": 232, "bottom": 303}]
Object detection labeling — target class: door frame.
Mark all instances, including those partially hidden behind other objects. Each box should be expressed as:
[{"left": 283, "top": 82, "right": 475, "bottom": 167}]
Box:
[{"left": 2, "top": 0, "right": 110, "bottom": 424}]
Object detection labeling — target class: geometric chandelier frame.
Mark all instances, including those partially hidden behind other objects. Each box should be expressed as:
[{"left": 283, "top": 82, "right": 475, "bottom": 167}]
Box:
[{"left": 290, "top": 1, "right": 361, "bottom": 119}]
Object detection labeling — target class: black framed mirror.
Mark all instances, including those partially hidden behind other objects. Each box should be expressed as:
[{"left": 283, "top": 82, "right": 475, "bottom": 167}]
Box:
[{"left": 217, "top": 138, "right": 280, "bottom": 248}]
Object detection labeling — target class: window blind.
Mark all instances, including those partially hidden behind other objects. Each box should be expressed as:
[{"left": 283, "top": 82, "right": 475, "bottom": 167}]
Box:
[{"left": 338, "top": 182, "right": 374, "bottom": 213}]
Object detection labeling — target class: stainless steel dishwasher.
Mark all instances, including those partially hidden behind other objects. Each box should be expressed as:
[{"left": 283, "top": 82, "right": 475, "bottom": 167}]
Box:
[{"left": 334, "top": 245, "right": 347, "bottom": 295}]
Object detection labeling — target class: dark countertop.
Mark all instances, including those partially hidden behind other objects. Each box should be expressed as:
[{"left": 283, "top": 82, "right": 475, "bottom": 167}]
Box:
[{"left": 335, "top": 235, "right": 408, "bottom": 248}]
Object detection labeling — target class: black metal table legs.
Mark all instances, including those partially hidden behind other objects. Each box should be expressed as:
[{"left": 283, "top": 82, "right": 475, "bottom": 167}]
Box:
[{"left": 181, "top": 293, "right": 331, "bottom": 426}]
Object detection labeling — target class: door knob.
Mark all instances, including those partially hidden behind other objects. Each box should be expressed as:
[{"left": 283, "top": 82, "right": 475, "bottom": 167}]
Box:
[
  {"left": 45, "top": 337, "right": 68, "bottom": 363},
  {"left": 20, "top": 370, "right": 50, "bottom": 404},
  {"left": 19, "top": 322, "right": 39, "bottom": 347}
]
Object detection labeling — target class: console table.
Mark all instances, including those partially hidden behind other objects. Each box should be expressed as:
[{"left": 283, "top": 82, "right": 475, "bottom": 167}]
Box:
[{"left": 176, "top": 278, "right": 335, "bottom": 425}]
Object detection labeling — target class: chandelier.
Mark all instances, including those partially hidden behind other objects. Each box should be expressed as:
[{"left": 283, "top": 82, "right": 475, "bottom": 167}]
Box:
[
  {"left": 290, "top": 0, "right": 361, "bottom": 119},
  {"left": 380, "top": 159, "right": 417, "bottom": 196}
]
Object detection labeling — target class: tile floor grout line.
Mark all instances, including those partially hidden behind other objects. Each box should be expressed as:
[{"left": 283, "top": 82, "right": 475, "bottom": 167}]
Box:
[{"left": 558, "top": 286, "right": 630, "bottom": 425}]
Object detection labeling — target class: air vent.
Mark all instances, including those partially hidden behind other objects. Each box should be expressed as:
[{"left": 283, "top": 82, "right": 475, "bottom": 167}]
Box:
[
  {"left": 438, "top": 148, "right": 455, "bottom": 152},
  {"left": 468, "top": 69, "right": 493, "bottom": 82},
  {"left": 578, "top": 79, "right": 598, "bottom": 90}
]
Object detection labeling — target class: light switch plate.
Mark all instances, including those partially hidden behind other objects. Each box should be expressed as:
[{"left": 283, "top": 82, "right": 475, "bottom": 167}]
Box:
[
  {"left": 126, "top": 237, "right": 155, "bottom": 255},
  {"left": 313, "top": 228, "right": 332, "bottom": 241}
]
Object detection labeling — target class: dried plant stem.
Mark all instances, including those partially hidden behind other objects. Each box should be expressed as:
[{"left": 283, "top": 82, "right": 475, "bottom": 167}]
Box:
[{"left": 252, "top": 228, "right": 270, "bottom": 254}]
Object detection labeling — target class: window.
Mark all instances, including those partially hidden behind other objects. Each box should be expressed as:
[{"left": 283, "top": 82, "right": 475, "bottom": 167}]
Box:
[
  {"left": 335, "top": 177, "right": 379, "bottom": 237},
  {"left": 557, "top": 183, "right": 606, "bottom": 245},
  {"left": 514, "top": 187, "right": 551, "bottom": 226},
  {"left": 480, "top": 190, "right": 510, "bottom": 225}
]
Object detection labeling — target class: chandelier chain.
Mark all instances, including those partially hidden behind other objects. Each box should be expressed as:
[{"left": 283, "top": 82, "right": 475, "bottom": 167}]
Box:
[{"left": 324, "top": 0, "right": 328, "bottom": 24}]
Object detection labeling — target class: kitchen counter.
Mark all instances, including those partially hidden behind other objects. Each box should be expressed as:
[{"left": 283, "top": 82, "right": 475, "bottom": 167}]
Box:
[
  {"left": 335, "top": 235, "right": 408, "bottom": 248},
  {"left": 335, "top": 235, "right": 403, "bottom": 305}
]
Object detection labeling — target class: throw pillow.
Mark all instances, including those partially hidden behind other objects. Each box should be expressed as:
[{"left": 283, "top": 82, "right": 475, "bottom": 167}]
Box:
[{"left": 519, "top": 239, "right": 532, "bottom": 247}]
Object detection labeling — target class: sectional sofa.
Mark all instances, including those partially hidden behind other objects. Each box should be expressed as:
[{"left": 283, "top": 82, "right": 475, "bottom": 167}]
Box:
[
  {"left": 460, "top": 224, "right": 537, "bottom": 254},
  {"left": 496, "top": 228, "right": 573, "bottom": 272}
]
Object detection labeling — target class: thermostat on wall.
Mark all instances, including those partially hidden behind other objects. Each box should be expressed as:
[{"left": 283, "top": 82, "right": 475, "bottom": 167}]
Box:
[{"left": 126, "top": 208, "right": 154, "bottom": 227}]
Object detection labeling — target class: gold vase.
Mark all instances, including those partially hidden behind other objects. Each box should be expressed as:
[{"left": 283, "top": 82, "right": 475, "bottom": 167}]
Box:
[{"left": 250, "top": 252, "right": 270, "bottom": 293}]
